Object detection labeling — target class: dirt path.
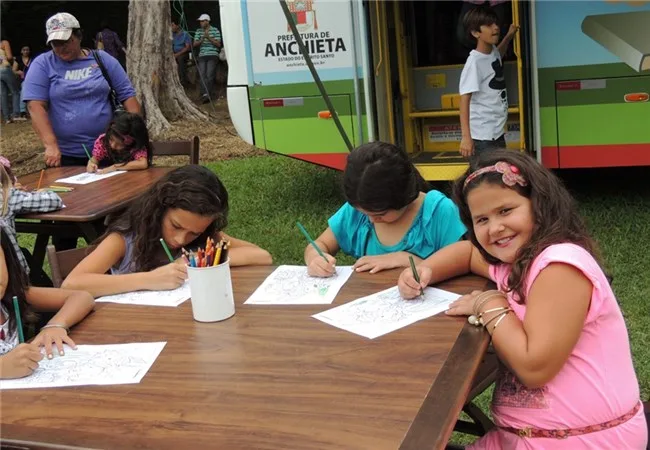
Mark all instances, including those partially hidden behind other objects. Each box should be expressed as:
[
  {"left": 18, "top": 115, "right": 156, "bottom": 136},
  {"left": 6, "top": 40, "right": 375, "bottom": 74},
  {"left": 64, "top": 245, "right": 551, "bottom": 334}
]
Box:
[{"left": 0, "top": 98, "right": 265, "bottom": 177}]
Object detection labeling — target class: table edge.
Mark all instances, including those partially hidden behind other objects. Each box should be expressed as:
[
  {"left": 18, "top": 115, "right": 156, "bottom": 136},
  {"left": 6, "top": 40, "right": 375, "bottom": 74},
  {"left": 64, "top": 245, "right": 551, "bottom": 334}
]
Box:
[{"left": 399, "top": 323, "right": 490, "bottom": 450}]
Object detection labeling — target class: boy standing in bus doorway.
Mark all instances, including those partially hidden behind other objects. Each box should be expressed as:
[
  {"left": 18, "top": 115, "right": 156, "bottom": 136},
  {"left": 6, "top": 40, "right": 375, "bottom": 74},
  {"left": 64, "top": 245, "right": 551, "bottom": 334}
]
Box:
[
  {"left": 458, "top": 6, "right": 518, "bottom": 160},
  {"left": 193, "top": 14, "right": 222, "bottom": 104}
]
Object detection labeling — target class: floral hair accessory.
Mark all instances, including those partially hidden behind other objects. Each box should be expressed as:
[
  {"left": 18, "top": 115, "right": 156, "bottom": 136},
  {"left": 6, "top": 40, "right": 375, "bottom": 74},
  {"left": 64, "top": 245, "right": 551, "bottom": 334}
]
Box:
[{"left": 463, "top": 161, "right": 527, "bottom": 190}]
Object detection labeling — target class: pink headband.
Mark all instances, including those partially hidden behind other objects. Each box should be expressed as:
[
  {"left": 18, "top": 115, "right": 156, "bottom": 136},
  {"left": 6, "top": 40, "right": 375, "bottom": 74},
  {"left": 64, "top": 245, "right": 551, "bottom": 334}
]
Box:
[{"left": 464, "top": 161, "right": 527, "bottom": 190}]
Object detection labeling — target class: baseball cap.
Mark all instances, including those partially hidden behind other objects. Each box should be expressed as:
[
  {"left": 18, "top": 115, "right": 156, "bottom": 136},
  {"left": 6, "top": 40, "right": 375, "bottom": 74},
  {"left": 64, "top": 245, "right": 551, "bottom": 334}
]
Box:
[
  {"left": 46, "top": 12, "right": 81, "bottom": 44},
  {"left": 197, "top": 14, "right": 211, "bottom": 22}
]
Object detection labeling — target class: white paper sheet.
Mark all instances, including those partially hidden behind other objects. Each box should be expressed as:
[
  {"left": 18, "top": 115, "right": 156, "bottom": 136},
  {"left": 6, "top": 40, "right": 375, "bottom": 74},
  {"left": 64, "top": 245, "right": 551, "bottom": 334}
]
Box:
[
  {"left": 0, "top": 342, "right": 167, "bottom": 390},
  {"left": 244, "top": 265, "right": 354, "bottom": 305},
  {"left": 55, "top": 171, "right": 126, "bottom": 185},
  {"left": 95, "top": 282, "right": 190, "bottom": 307},
  {"left": 313, "top": 286, "right": 460, "bottom": 339}
]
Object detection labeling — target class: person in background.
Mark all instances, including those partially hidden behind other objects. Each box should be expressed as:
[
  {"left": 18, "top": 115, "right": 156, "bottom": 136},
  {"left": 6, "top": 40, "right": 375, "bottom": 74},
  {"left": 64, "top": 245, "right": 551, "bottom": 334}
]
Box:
[
  {"left": 22, "top": 12, "right": 140, "bottom": 252},
  {"left": 172, "top": 20, "right": 192, "bottom": 87},
  {"left": 95, "top": 21, "right": 126, "bottom": 68},
  {"left": 193, "top": 13, "right": 222, "bottom": 104},
  {"left": 12, "top": 46, "right": 32, "bottom": 119},
  {"left": 0, "top": 37, "right": 24, "bottom": 124}
]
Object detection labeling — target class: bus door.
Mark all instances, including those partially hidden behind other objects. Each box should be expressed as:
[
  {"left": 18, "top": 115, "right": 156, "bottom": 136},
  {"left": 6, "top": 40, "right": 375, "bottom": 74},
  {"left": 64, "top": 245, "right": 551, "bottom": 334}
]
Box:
[{"left": 386, "top": 0, "right": 527, "bottom": 180}]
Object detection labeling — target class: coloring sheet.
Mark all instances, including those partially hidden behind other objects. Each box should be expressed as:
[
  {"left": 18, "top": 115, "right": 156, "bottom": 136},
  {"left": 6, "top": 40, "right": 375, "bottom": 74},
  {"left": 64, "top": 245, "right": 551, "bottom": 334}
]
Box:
[
  {"left": 313, "top": 286, "right": 460, "bottom": 339},
  {"left": 0, "top": 342, "right": 166, "bottom": 390},
  {"left": 55, "top": 171, "right": 126, "bottom": 185},
  {"left": 95, "top": 282, "right": 190, "bottom": 307},
  {"left": 244, "top": 265, "right": 354, "bottom": 305}
]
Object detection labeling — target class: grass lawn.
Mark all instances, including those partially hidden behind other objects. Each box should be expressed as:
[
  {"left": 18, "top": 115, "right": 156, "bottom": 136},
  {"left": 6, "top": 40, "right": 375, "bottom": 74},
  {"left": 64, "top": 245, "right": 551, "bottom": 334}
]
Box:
[{"left": 17, "top": 155, "right": 650, "bottom": 444}]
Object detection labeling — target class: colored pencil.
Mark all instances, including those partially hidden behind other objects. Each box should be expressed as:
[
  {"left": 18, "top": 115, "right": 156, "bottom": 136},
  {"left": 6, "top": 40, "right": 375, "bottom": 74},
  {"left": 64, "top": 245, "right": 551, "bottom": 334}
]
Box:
[
  {"left": 409, "top": 255, "right": 425, "bottom": 297},
  {"left": 296, "top": 222, "right": 329, "bottom": 264},
  {"left": 159, "top": 238, "right": 174, "bottom": 263},
  {"left": 36, "top": 169, "right": 45, "bottom": 191},
  {"left": 82, "top": 143, "right": 92, "bottom": 160},
  {"left": 12, "top": 296, "right": 25, "bottom": 344}
]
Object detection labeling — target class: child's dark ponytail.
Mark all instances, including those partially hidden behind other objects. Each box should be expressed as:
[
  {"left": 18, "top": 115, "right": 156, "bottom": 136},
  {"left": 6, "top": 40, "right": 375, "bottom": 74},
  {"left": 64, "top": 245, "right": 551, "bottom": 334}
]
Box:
[{"left": 343, "top": 141, "right": 429, "bottom": 212}]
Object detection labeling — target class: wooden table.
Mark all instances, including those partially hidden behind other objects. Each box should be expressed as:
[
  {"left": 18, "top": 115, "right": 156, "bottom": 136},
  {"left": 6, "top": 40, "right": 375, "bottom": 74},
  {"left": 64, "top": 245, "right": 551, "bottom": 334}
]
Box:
[
  {"left": 1, "top": 267, "right": 491, "bottom": 450},
  {"left": 16, "top": 167, "right": 173, "bottom": 277}
]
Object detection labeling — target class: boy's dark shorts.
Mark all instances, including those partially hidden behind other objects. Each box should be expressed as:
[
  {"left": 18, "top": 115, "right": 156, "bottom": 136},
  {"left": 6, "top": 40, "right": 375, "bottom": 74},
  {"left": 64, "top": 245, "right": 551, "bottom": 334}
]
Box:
[{"left": 470, "top": 135, "right": 507, "bottom": 166}]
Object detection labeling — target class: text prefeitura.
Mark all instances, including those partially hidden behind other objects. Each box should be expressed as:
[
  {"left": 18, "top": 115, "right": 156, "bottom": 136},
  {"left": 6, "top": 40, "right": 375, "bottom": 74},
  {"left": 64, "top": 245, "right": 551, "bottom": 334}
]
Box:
[{"left": 265, "top": 31, "right": 347, "bottom": 57}]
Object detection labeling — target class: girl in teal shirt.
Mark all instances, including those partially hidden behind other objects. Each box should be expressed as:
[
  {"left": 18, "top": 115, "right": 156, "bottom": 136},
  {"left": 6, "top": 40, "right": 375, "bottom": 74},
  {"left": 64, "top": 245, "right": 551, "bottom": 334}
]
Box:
[{"left": 305, "top": 142, "right": 466, "bottom": 277}]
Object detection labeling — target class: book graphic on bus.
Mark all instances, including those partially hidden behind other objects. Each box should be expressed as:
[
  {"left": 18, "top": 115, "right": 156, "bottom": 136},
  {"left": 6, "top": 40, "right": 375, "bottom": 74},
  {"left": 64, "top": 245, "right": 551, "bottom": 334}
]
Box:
[{"left": 581, "top": 11, "right": 650, "bottom": 72}]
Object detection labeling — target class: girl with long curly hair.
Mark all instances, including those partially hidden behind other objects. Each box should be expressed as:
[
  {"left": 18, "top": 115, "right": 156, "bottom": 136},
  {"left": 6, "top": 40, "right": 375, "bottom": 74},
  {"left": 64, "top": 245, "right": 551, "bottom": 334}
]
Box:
[
  {"left": 398, "top": 150, "right": 647, "bottom": 449},
  {"left": 63, "top": 165, "right": 272, "bottom": 297}
]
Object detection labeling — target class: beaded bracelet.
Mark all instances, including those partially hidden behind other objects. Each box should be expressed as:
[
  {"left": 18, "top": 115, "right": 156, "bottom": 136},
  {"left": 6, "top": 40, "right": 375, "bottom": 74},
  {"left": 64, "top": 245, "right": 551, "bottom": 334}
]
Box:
[
  {"left": 468, "top": 306, "right": 510, "bottom": 327},
  {"left": 41, "top": 324, "right": 70, "bottom": 333}
]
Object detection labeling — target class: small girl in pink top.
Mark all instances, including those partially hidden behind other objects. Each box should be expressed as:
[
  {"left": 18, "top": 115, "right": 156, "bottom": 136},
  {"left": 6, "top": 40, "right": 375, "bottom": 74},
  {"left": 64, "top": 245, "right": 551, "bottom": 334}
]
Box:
[
  {"left": 399, "top": 150, "right": 647, "bottom": 449},
  {"left": 86, "top": 112, "right": 152, "bottom": 174}
]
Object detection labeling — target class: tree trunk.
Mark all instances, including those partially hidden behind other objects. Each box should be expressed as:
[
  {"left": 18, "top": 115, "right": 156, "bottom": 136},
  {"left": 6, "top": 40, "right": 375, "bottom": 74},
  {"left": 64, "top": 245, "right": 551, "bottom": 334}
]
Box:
[{"left": 126, "top": 0, "right": 207, "bottom": 136}]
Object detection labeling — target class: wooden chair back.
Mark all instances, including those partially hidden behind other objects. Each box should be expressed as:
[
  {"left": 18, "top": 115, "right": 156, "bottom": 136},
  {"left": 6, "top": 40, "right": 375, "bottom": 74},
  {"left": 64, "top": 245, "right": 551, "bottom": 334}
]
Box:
[
  {"left": 46, "top": 245, "right": 97, "bottom": 288},
  {"left": 151, "top": 136, "right": 199, "bottom": 164}
]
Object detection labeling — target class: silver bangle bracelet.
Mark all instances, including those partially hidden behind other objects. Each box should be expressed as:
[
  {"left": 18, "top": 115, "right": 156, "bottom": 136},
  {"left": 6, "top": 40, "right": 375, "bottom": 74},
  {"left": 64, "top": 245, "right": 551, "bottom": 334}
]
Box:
[{"left": 41, "top": 324, "right": 70, "bottom": 333}]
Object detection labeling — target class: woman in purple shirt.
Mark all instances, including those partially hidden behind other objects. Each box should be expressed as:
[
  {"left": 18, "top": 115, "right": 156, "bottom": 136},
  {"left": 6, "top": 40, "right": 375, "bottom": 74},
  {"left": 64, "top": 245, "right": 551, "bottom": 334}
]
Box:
[{"left": 23, "top": 12, "right": 140, "bottom": 168}]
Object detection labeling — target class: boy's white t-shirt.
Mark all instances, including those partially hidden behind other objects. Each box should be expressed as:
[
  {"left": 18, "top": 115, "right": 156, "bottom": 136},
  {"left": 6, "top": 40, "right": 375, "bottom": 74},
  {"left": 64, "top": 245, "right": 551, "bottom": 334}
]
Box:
[{"left": 459, "top": 45, "right": 508, "bottom": 140}]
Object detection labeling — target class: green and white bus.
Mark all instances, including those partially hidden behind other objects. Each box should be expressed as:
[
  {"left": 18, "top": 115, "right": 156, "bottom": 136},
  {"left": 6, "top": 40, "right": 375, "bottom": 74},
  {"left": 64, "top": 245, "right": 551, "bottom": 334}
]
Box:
[{"left": 220, "top": 0, "right": 650, "bottom": 180}]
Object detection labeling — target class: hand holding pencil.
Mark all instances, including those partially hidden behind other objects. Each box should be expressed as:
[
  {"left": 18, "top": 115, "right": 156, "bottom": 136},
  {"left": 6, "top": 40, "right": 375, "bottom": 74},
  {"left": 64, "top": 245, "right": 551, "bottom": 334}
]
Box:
[{"left": 297, "top": 222, "right": 336, "bottom": 278}]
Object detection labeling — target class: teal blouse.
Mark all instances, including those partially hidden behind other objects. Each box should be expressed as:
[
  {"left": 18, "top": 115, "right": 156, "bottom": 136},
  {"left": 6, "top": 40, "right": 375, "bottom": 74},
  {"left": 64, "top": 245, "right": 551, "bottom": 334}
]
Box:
[{"left": 328, "top": 190, "right": 466, "bottom": 259}]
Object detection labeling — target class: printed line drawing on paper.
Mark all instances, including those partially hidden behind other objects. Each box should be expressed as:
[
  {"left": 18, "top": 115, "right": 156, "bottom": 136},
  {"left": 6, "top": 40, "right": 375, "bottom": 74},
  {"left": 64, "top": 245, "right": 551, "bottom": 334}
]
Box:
[
  {"left": 0, "top": 342, "right": 167, "bottom": 390},
  {"left": 95, "top": 282, "right": 190, "bottom": 307},
  {"left": 244, "top": 265, "right": 354, "bottom": 305},
  {"left": 313, "top": 286, "right": 460, "bottom": 339}
]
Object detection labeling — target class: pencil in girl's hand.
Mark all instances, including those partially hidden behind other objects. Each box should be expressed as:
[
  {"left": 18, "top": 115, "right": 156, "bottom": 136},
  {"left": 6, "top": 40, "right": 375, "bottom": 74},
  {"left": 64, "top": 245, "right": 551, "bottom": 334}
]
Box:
[
  {"left": 36, "top": 169, "right": 45, "bottom": 191},
  {"left": 12, "top": 296, "right": 25, "bottom": 344},
  {"left": 159, "top": 238, "right": 174, "bottom": 263},
  {"left": 297, "top": 222, "right": 329, "bottom": 264},
  {"left": 409, "top": 255, "right": 425, "bottom": 297},
  {"left": 82, "top": 143, "right": 92, "bottom": 160}
]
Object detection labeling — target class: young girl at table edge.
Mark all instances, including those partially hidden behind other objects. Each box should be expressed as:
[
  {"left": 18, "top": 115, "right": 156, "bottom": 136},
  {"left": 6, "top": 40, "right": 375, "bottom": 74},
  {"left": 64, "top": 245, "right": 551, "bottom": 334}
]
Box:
[
  {"left": 0, "top": 227, "right": 95, "bottom": 379},
  {"left": 86, "top": 112, "right": 152, "bottom": 174},
  {"left": 398, "top": 150, "right": 647, "bottom": 449},
  {"left": 1, "top": 159, "right": 63, "bottom": 275},
  {"left": 63, "top": 165, "right": 273, "bottom": 297},
  {"left": 305, "top": 141, "right": 466, "bottom": 277}
]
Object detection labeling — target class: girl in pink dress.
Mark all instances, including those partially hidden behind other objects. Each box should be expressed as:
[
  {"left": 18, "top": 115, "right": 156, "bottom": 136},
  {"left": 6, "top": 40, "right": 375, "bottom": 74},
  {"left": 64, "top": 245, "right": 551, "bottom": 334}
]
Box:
[
  {"left": 398, "top": 150, "right": 647, "bottom": 449},
  {"left": 86, "top": 112, "right": 152, "bottom": 174}
]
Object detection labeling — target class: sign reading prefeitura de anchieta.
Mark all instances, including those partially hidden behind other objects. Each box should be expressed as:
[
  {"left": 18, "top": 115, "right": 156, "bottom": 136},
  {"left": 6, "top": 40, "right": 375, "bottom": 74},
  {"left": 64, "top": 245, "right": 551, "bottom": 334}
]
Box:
[{"left": 247, "top": 0, "right": 353, "bottom": 75}]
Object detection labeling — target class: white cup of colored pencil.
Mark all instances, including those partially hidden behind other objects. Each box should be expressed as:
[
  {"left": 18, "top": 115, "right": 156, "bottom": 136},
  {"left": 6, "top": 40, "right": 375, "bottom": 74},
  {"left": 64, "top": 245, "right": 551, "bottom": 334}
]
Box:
[{"left": 186, "top": 238, "right": 235, "bottom": 322}]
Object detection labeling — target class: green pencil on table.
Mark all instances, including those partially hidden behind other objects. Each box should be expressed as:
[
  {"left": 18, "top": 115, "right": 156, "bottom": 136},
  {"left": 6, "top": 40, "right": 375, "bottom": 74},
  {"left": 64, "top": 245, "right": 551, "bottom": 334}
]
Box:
[
  {"left": 159, "top": 238, "right": 175, "bottom": 263},
  {"left": 296, "top": 222, "right": 329, "bottom": 264},
  {"left": 12, "top": 296, "right": 25, "bottom": 344},
  {"left": 409, "top": 256, "right": 425, "bottom": 297}
]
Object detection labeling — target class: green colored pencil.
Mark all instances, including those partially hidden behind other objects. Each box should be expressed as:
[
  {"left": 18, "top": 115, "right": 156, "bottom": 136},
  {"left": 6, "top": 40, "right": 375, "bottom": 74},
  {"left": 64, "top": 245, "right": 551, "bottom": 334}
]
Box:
[
  {"left": 409, "top": 256, "right": 425, "bottom": 297},
  {"left": 296, "top": 222, "right": 329, "bottom": 264},
  {"left": 159, "top": 238, "right": 175, "bottom": 263},
  {"left": 82, "top": 143, "right": 92, "bottom": 160},
  {"left": 12, "top": 296, "right": 25, "bottom": 344}
]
